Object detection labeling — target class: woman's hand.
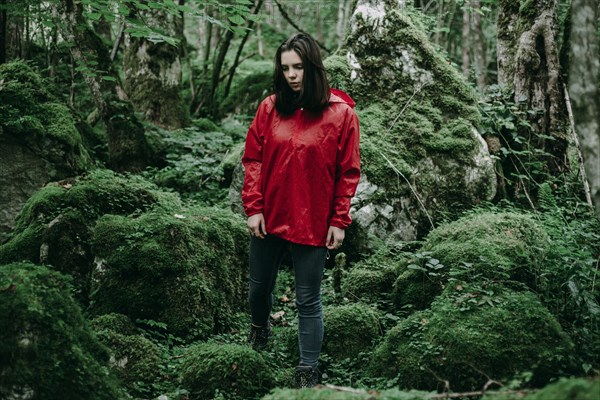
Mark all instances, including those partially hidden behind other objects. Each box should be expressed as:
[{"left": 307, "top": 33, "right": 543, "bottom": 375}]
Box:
[
  {"left": 247, "top": 213, "right": 267, "bottom": 239},
  {"left": 326, "top": 226, "right": 345, "bottom": 250}
]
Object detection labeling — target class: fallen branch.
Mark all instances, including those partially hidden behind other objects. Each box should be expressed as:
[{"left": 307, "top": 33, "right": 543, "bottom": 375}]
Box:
[
  {"left": 319, "top": 383, "right": 532, "bottom": 399},
  {"left": 564, "top": 84, "right": 594, "bottom": 208}
]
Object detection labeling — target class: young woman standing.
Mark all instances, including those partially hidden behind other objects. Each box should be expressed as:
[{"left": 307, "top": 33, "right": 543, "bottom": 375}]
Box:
[{"left": 242, "top": 32, "right": 360, "bottom": 388}]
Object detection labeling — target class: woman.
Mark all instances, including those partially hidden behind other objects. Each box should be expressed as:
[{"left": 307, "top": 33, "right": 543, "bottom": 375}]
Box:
[{"left": 242, "top": 32, "right": 360, "bottom": 388}]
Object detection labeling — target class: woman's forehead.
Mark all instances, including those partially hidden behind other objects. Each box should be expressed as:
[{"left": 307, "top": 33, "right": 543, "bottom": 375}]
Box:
[{"left": 281, "top": 50, "right": 302, "bottom": 64}]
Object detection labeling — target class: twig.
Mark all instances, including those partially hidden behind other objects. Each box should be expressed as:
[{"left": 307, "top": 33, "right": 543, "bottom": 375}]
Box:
[
  {"left": 592, "top": 255, "right": 599, "bottom": 294},
  {"left": 564, "top": 84, "right": 594, "bottom": 208},
  {"left": 110, "top": 20, "right": 126, "bottom": 63},
  {"left": 376, "top": 149, "right": 435, "bottom": 230}
]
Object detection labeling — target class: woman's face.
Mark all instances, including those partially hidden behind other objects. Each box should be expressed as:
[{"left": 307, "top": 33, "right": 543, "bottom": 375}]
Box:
[{"left": 280, "top": 50, "right": 304, "bottom": 92}]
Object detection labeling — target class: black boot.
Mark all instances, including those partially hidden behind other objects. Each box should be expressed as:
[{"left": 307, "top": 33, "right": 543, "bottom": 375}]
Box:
[
  {"left": 248, "top": 323, "right": 271, "bottom": 350},
  {"left": 295, "top": 364, "right": 319, "bottom": 388}
]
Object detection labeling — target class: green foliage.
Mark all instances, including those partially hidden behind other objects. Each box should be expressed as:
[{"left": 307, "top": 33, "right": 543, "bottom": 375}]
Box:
[
  {"left": 323, "top": 303, "right": 381, "bottom": 362},
  {"left": 145, "top": 126, "right": 240, "bottom": 205},
  {"left": 180, "top": 342, "right": 274, "bottom": 399},
  {"left": 0, "top": 262, "right": 123, "bottom": 399},
  {"left": 371, "top": 282, "right": 574, "bottom": 392},
  {"left": 90, "top": 205, "right": 248, "bottom": 340}
]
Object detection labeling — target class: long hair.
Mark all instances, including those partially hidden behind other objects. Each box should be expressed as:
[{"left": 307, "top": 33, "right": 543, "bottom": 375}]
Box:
[{"left": 273, "top": 33, "right": 329, "bottom": 115}]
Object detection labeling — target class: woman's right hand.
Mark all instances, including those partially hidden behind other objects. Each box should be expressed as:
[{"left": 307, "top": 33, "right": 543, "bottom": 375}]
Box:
[{"left": 247, "top": 213, "right": 267, "bottom": 239}]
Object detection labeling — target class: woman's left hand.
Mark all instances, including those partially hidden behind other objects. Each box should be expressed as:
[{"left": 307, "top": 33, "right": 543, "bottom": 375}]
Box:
[{"left": 326, "top": 226, "right": 345, "bottom": 250}]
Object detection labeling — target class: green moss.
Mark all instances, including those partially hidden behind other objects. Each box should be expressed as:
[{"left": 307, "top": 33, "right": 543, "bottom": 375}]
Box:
[
  {"left": 483, "top": 377, "right": 600, "bottom": 400},
  {"left": 393, "top": 211, "right": 552, "bottom": 310},
  {"left": 94, "top": 330, "right": 162, "bottom": 396},
  {"left": 180, "top": 342, "right": 274, "bottom": 399},
  {"left": 339, "top": 4, "right": 489, "bottom": 215},
  {"left": 371, "top": 283, "right": 574, "bottom": 392},
  {"left": 342, "top": 242, "right": 407, "bottom": 303},
  {"left": 324, "top": 53, "right": 353, "bottom": 93},
  {"left": 0, "top": 61, "right": 92, "bottom": 169},
  {"left": 0, "top": 170, "right": 182, "bottom": 303},
  {"left": 263, "top": 388, "right": 435, "bottom": 399},
  {"left": 193, "top": 117, "right": 219, "bottom": 132},
  {"left": 323, "top": 303, "right": 381, "bottom": 361},
  {"left": 0, "top": 262, "right": 123, "bottom": 399},
  {"left": 90, "top": 206, "right": 248, "bottom": 339},
  {"left": 89, "top": 313, "right": 137, "bottom": 336}
]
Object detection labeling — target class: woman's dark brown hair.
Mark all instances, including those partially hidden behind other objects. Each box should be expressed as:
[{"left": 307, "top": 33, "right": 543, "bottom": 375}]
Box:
[{"left": 274, "top": 33, "right": 329, "bottom": 115}]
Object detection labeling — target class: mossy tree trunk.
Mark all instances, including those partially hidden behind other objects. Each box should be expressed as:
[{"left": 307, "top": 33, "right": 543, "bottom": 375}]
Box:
[
  {"left": 123, "top": 5, "right": 190, "bottom": 129},
  {"left": 568, "top": 0, "right": 600, "bottom": 216},
  {"left": 497, "top": 0, "right": 569, "bottom": 201},
  {"left": 54, "top": 0, "right": 150, "bottom": 172}
]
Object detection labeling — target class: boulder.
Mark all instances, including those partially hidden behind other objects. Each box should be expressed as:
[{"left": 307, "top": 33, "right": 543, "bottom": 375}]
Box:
[
  {"left": 90, "top": 206, "right": 249, "bottom": 339},
  {"left": 0, "top": 61, "right": 92, "bottom": 241},
  {"left": 370, "top": 282, "right": 574, "bottom": 392},
  {"left": 0, "top": 262, "right": 123, "bottom": 399},
  {"left": 180, "top": 342, "right": 275, "bottom": 399},
  {"left": 0, "top": 169, "right": 180, "bottom": 302}
]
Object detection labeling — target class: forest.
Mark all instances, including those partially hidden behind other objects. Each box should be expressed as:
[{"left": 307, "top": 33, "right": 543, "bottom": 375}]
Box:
[{"left": 0, "top": 0, "right": 599, "bottom": 399}]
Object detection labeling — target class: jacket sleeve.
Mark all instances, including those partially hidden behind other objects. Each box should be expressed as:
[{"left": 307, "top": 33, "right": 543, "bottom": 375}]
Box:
[
  {"left": 241, "top": 101, "right": 267, "bottom": 217},
  {"left": 329, "top": 108, "right": 361, "bottom": 229}
]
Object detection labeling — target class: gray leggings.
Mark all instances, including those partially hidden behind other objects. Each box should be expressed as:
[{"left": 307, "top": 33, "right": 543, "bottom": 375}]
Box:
[{"left": 248, "top": 235, "right": 326, "bottom": 367}]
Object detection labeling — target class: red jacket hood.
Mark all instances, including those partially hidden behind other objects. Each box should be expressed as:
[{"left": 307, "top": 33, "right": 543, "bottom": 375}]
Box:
[{"left": 329, "top": 88, "right": 356, "bottom": 109}]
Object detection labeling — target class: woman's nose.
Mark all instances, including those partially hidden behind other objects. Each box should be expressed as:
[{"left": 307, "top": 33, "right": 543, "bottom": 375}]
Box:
[{"left": 288, "top": 69, "right": 296, "bottom": 77}]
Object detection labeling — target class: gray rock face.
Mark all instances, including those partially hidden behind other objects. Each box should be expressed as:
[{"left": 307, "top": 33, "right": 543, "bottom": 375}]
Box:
[{"left": 0, "top": 132, "right": 76, "bottom": 241}]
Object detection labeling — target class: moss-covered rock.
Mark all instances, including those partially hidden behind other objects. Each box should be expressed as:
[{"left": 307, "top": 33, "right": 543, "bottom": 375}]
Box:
[
  {"left": 89, "top": 313, "right": 137, "bottom": 336},
  {"left": 482, "top": 377, "right": 600, "bottom": 400},
  {"left": 180, "top": 342, "right": 275, "bottom": 399},
  {"left": 0, "top": 169, "right": 180, "bottom": 302},
  {"left": 0, "top": 61, "right": 92, "bottom": 239},
  {"left": 323, "top": 303, "right": 381, "bottom": 361},
  {"left": 94, "top": 330, "right": 163, "bottom": 397},
  {"left": 342, "top": 242, "right": 407, "bottom": 303},
  {"left": 322, "top": 1, "right": 496, "bottom": 243},
  {"left": 0, "top": 262, "right": 123, "bottom": 399},
  {"left": 90, "top": 206, "right": 248, "bottom": 339},
  {"left": 371, "top": 282, "right": 574, "bottom": 392},
  {"left": 393, "top": 211, "right": 551, "bottom": 310}
]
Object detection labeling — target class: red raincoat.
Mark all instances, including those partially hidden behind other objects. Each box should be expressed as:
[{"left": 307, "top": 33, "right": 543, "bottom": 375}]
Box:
[{"left": 242, "top": 89, "right": 361, "bottom": 246}]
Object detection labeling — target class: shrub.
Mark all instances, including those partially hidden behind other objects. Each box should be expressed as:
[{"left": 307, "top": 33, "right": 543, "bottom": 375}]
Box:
[
  {"left": 0, "top": 262, "right": 123, "bottom": 399},
  {"left": 180, "top": 342, "right": 274, "bottom": 399},
  {"left": 371, "top": 282, "right": 574, "bottom": 392}
]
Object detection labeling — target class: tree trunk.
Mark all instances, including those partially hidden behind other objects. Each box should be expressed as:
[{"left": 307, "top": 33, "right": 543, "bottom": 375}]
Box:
[
  {"left": 472, "top": 0, "right": 487, "bottom": 91},
  {"left": 123, "top": 4, "right": 190, "bottom": 129},
  {"left": 257, "top": 22, "right": 264, "bottom": 57},
  {"left": 496, "top": 0, "right": 569, "bottom": 202},
  {"left": 0, "top": 0, "right": 6, "bottom": 64},
  {"left": 569, "top": 0, "right": 600, "bottom": 216},
  {"left": 461, "top": 6, "right": 470, "bottom": 78},
  {"left": 336, "top": 0, "right": 345, "bottom": 48},
  {"left": 55, "top": 0, "right": 150, "bottom": 172}
]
